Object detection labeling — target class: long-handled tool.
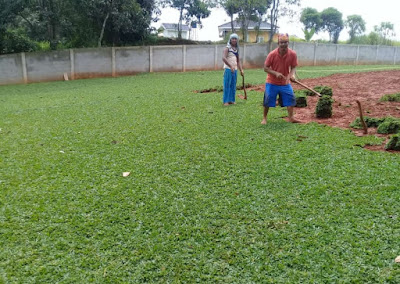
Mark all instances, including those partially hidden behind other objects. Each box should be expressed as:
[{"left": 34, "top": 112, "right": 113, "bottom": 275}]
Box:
[
  {"left": 291, "top": 79, "right": 322, "bottom": 97},
  {"left": 238, "top": 74, "right": 247, "bottom": 100}
]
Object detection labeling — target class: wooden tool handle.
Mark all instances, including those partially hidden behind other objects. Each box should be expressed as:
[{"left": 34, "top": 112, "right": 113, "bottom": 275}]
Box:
[{"left": 292, "top": 79, "right": 322, "bottom": 97}]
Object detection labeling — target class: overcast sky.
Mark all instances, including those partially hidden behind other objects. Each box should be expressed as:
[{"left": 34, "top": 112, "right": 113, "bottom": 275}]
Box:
[{"left": 153, "top": 0, "right": 400, "bottom": 42}]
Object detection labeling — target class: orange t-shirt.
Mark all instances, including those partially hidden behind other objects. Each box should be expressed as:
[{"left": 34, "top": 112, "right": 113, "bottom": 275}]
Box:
[{"left": 265, "top": 48, "right": 298, "bottom": 85}]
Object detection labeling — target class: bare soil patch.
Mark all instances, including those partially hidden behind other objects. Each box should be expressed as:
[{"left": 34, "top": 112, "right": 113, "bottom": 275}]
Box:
[{"left": 249, "top": 70, "right": 400, "bottom": 152}]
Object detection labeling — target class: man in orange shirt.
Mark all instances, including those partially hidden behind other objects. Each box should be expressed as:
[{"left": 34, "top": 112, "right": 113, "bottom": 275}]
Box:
[{"left": 261, "top": 33, "right": 299, "bottom": 124}]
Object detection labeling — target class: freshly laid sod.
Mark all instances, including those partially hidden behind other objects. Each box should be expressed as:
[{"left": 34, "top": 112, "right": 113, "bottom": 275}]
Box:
[{"left": 1, "top": 66, "right": 399, "bottom": 282}]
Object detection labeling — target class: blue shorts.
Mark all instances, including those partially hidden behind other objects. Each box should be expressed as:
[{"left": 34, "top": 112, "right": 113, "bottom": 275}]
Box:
[{"left": 263, "top": 83, "right": 296, "bottom": 107}]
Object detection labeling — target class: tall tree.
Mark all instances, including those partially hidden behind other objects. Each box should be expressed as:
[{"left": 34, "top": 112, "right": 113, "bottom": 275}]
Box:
[
  {"left": 236, "top": 0, "right": 269, "bottom": 42},
  {"left": 345, "top": 15, "right": 365, "bottom": 43},
  {"left": 221, "top": 0, "right": 240, "bottom": 32},
  {"left": 374, "top": 21, "right": 395, "bottom": 45},
  {"left": 320, "top": 7, "right": 343, "bottom": 43},
  {"left": 253, "top": 0, "right": 270, "bottom": 42},
  {"left": 266, "top": 0, "right": 300, "bottom": 51},
  {"left": 73, "top": 0, "right": 157, "bottom": 47},
  {"left": 162, "top": 0, "right": 213, "bottom": 39},
  {"left": 300, "top": 7, "right": 321, "bottom": 41}
]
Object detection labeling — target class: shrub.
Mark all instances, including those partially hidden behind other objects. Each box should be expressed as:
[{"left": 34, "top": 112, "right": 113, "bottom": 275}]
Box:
[
  {"left": 379, "top": 93, "right": 400, "bottom": 102},
  {"left": 315, "top": 95, "right": 333, "bottom": 118},
  {"left": 385, "top": 134, "right": 400, "bottom": 151},
  {"left": 377, "top": 120, "right": 400, "bottom": 134},
  {"left": 2, "top": 28, "right": 38, "bottom": 54}
]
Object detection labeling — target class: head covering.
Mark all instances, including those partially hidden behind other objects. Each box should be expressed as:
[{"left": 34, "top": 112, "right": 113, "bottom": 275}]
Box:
[
  {"left": 227, "top": 33, "right": 239, "bottom": 53},
  {"left": 278, "top": 33, "right": 289, "bottom": 42}
]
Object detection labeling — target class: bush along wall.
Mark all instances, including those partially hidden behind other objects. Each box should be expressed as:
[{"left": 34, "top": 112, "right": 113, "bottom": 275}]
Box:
[
  {"left": 385, "top": 134, "right": 400, "bottom": 150},
  {"left": 316, "top": 95, "right": 333, "bottom": 118}
]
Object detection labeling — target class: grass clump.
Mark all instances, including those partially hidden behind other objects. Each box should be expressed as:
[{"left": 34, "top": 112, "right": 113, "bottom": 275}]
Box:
[
  {"left": 385, "top": 134, "right": 400, "bottom": 150},
  {"left": 379, "top": 92, "right": 400, "bottom": 102},
  {"left": 350, "top": 116, "right": 400, "bottom": 134},
  {"left": 377, "top": 119, "right": 400, "bottom": 134},
  {"left": 350, "top": 116, "right": 387, "bottom": 129}
]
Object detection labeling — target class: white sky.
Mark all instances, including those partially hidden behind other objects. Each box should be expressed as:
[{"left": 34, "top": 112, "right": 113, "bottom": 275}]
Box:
[{"left": 152, "top": 0, "right": 400, "bottom": 42}]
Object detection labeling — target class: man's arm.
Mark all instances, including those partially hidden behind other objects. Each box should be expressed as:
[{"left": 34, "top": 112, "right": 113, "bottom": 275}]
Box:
[
  {"left": 264, "top": 64, "right": 285, "bottom": 80},
  {"left": 285, "top": 66, "right": 297, "bottom": 84}
]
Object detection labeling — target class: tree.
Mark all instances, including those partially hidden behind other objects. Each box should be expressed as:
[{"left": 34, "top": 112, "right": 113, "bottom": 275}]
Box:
[
  {"left": 266, "top": 0, "right": 301, "bottom": 51},
  {"left": 320, "top": 7, "right": 343, "bottom": 43},
  {"left": 162, "top": 0, "right": 213, "bottom": 39},
  {"left": 219, "top": 0, "right": 270, "bottom": 42},
  {"left": 345, "top": 15, "right": 365, "bottom": 43},
  {"left": 0, "top": 0, "right": 23, "bottom": 53},
  {"left": 236, "top": 0, "right": 270, "bottom": 42},
  {"left": 253, "top": 0, "right": 270, "bottom": 42},
  {"left": 374, "top": 22, "right": 395, "bottom": 45},
  {"left": 300, "top": 7, "right": 321, "bottom": 41},
  {"left": 221, "top": 0, "right": 240, "bottom": 33},
  {"left": 71, "top": 0, "right": 158, "bottom": 47}
]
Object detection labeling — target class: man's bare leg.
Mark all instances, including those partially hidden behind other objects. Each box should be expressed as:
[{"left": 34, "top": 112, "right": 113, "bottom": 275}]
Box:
[
  {"left": 261, "top": 106, "right": 269, "bottom": 124},
  {"left": 287, "top": 106, "right": 300, "bottom": 123}
]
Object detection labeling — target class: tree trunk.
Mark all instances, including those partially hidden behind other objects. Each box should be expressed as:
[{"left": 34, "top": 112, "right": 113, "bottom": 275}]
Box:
[
  {"left": 267, "top": 0, "right": 279, "bottom": 53},
  {"left": 178, "top": 8, "right": 183, "bottom": 39},
  {"left": 98, "top": 12, "right": 110, "bottom": 47}
]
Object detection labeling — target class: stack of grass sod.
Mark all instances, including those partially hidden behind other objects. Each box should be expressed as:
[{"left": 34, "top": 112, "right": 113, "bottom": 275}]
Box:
[
  {"left": 314, "top": 86, "right": 334, "bottom": 118},
  {"left": 294, "top": 90, "right": 308, "bottom": 107},
  {"left": 350, "top": 116, "right": 400, "bottom": 150},
  {"left": 297, "top": 85, "right": 334, "bottom": 118}
]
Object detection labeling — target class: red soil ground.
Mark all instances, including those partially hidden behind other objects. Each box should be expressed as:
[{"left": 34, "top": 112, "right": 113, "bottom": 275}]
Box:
[{"left": 249, "top": 70, "right": 400, "bottom": 152}]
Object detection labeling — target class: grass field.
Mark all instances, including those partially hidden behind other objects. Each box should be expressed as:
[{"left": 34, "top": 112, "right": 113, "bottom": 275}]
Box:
[{"left": 1, "top": 65, "right": 400, "bottom": 282}]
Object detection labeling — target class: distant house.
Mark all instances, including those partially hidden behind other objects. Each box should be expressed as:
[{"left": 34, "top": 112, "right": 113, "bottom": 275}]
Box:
[
  {"left": 159, "top": 23, "right": 190, "bottom": 40},
  {"left": 218, "top": 20, "right": 277, "bottom": 43}
]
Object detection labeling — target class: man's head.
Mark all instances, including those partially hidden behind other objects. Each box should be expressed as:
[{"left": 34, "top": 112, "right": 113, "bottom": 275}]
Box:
[{"left": 278, "top": 33, "right": 289, "bottom": 54}]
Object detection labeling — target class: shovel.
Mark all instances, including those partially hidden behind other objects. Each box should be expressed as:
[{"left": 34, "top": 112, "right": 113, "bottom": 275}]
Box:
[
  {"left": 291, "top": 79, "right": 322, "bottom": 97},
  {"left": 238, "top": 74, "right": 247, "bottom": 100}
]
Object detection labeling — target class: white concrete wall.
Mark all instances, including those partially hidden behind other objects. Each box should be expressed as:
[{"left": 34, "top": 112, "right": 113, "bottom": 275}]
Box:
[{"left": 1, "top": 43, "right": 399, "bottom": 85}]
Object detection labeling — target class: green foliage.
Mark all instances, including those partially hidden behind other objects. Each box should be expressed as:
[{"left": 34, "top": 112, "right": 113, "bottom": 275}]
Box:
[
  {"left": 320, "top": 7, "right": 344, "bottom": 43},
  {"left": 36, "top": 41, "right": 51, "bottom": 51},
  {"left": 315, "top": 95, "right": 333, "bottom": 118},
  {"left": 374, "top": 22, "right": 396, "bottom": 43},
  {"left": 0, "top": 66, "right": 399, "bottom": 282},
  {"left": 1, "top": 28, "right": 38, "bottom": 54},
  {"left": 385, "top": 134, "right": 400, "bottom": 150},
  {"left": 379, "top": 93, "right": 400, "bottom": 102},
  {"left": 350, "top": 116, "right": 387, "bottom": 129},
  {"left": 313, "top": 85, "right": 333, "bottom": 97},
  {"left": 0, "top": 0, "right": 158, "bottom": 53},
  {"left": 300, "top": 7, "right": 321, "bottom": 41},
  {"left": 345, "top": 15, "right": 366, "bottom": 43},
  {"left": 377, "top": 119, "right": 400, "bottom": 134}
]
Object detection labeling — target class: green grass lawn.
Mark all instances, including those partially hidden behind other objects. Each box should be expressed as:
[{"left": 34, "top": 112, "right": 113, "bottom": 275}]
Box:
[{"left": 1, "top": 65, "right": 399, "bottom": 282}]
